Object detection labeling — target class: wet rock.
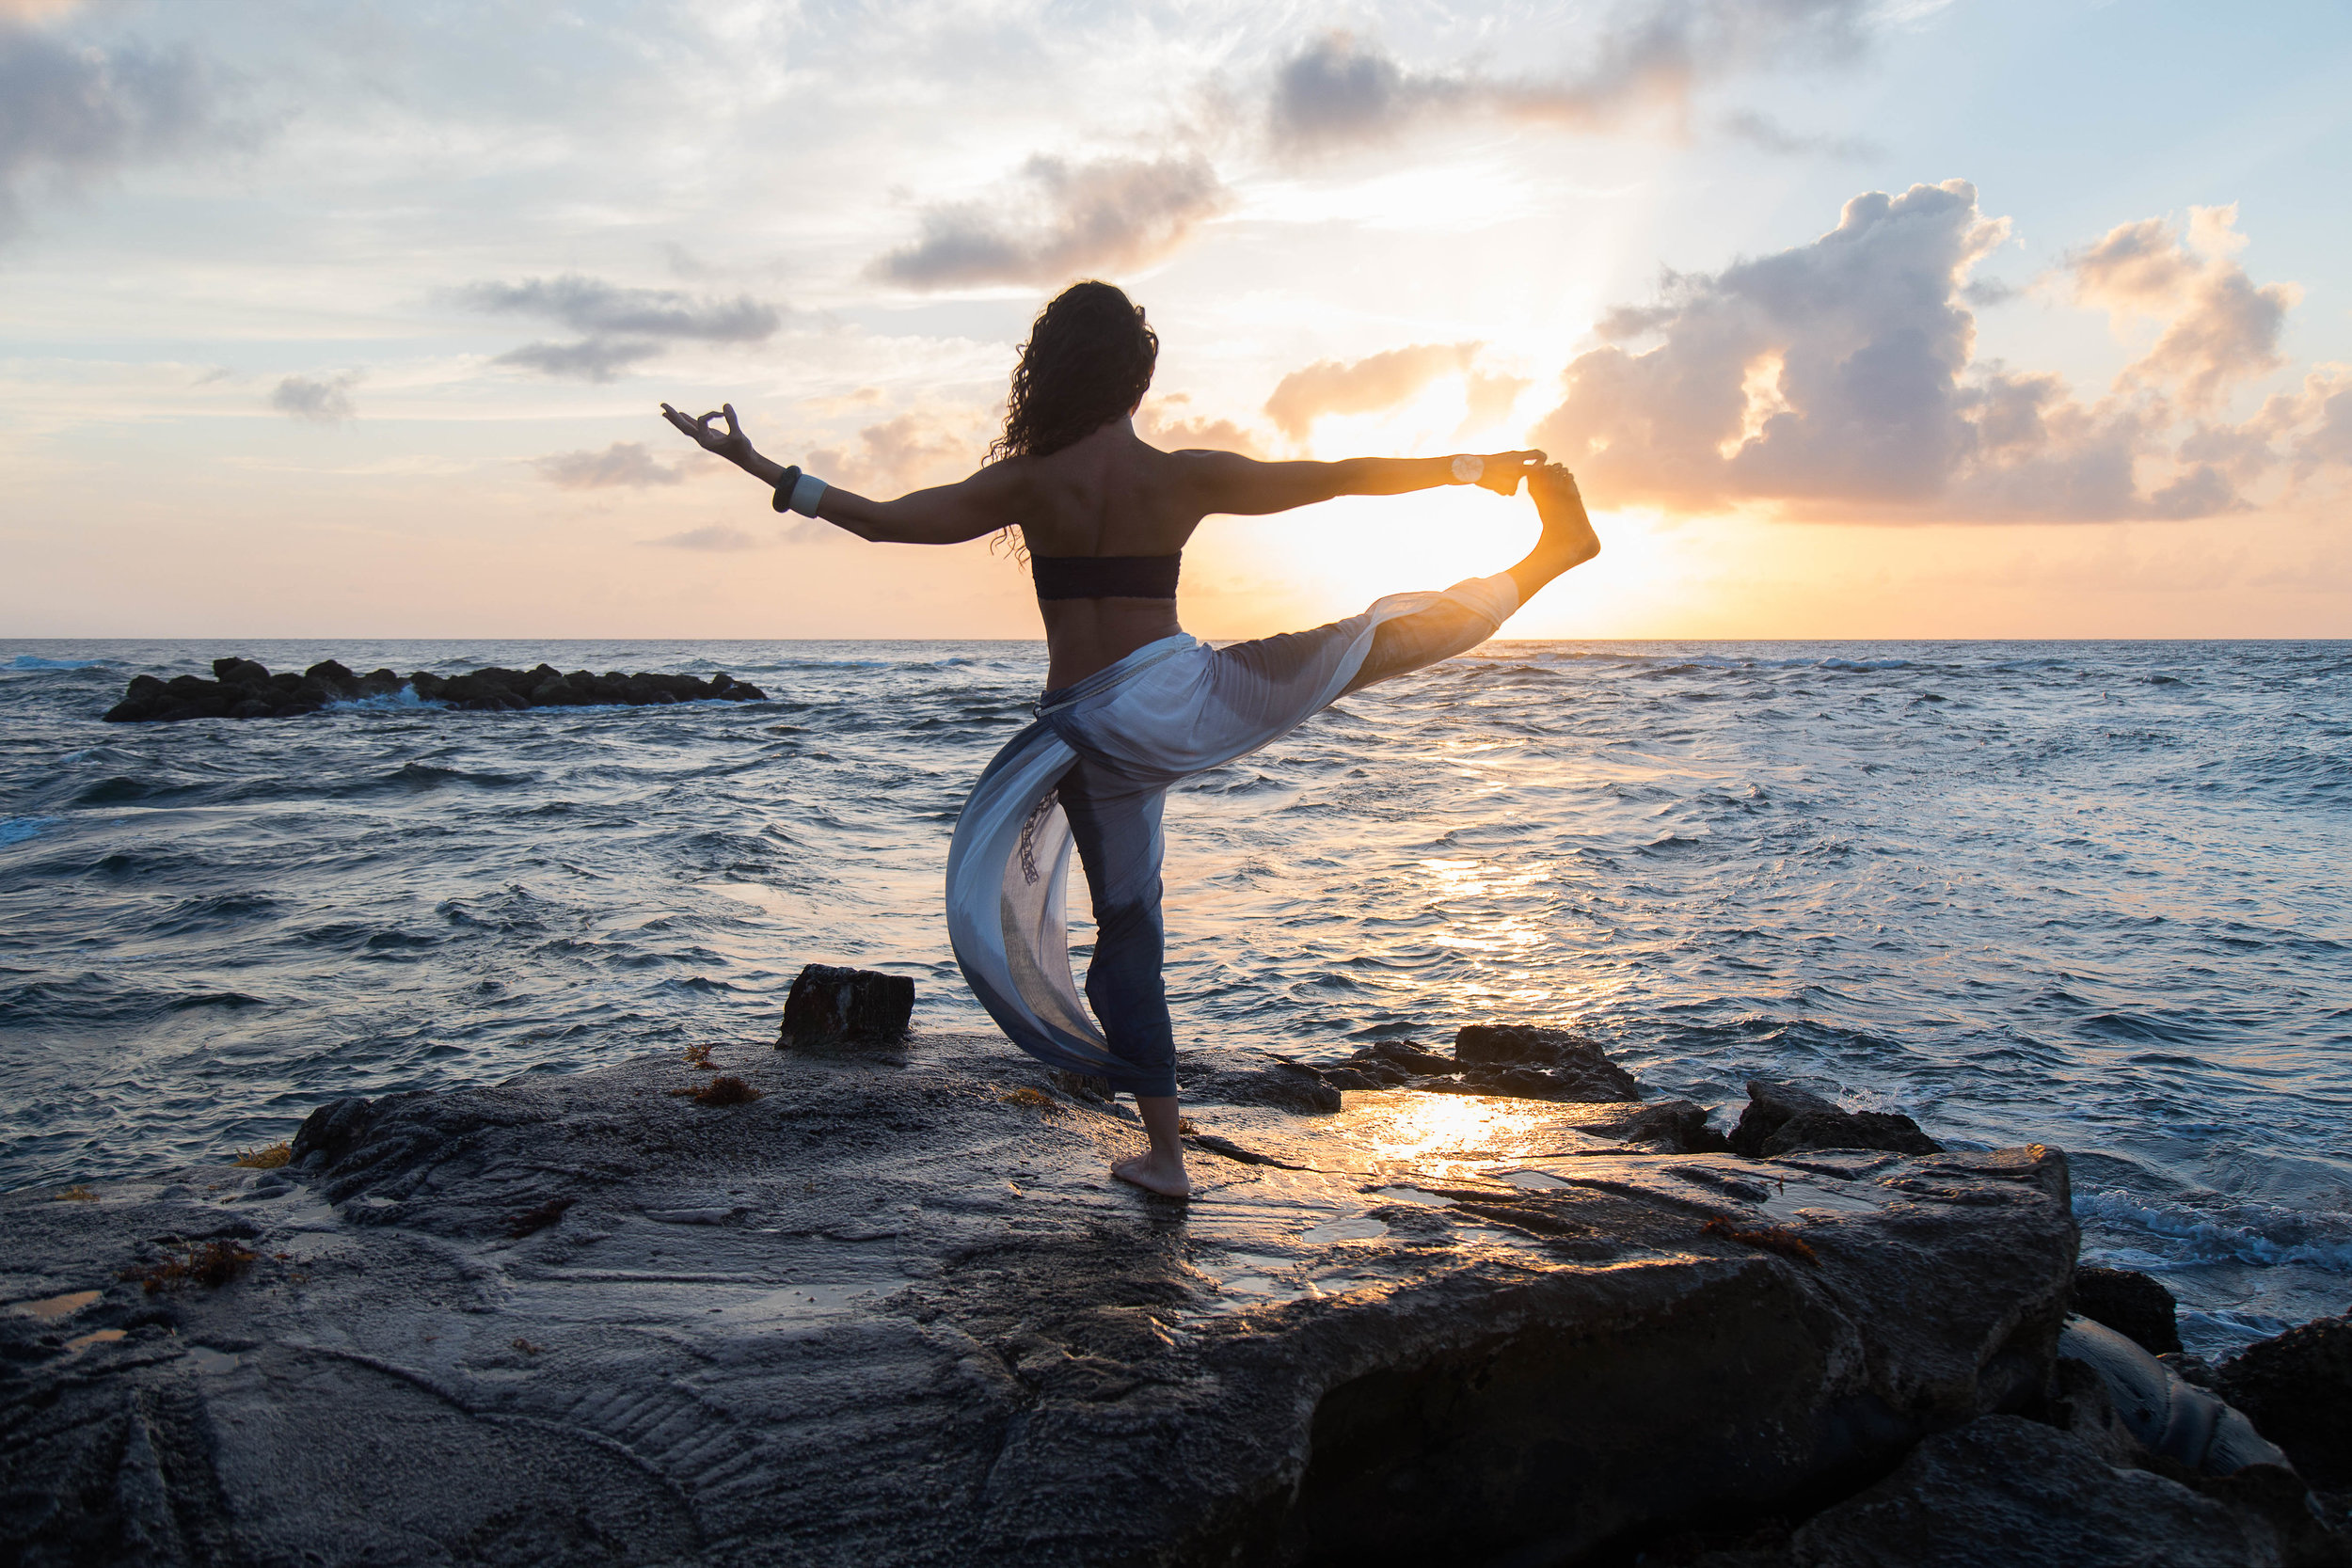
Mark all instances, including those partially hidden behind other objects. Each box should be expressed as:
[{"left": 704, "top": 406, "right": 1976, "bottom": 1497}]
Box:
[
  {"left": 1454, "top": 1023, "right": 1645, "bottom": 1101},
  {"left": 2074, "top": 1265, "right": 2185, "bottom": 1355},
  {"left": 2216, "top": 1314, "right": 2352, "bottom": 1488},
  {"left": 0, "top": 1037, "right": 2080, "bottom": 1566},
  {"left": 1185, "top": 1059, "right": 1344, "bottom": 1114},
  {"left": 778, "top": 963, "right": 914, "bottom": 1048},
  {"left": 1779, "top": 1415, "right": 2290, "bottom": 1567},
  {"left": 102, "top": 657, "right": 767, "bottom": 721},
  {"left": 1761, "top": 1108, "right": 1943, "bottom": 1159},
  {"left": 1316, "top": 1029, "right": 1646, "bottom": 1104},
  {"left": 1598, "top": 1098, "right": 1734, "bottom": 1153},
  {"left": 1729, "top": 1079, "right": 1837, "bottom": 1155},
  {"left": 1730, "top": 1080, "right": 1943, "bottom": 1159}
]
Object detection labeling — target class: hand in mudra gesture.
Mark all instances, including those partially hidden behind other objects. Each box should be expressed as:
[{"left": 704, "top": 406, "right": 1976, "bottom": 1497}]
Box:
[{"left": 660, "top": 402, "right": 760, "bottom": 473}]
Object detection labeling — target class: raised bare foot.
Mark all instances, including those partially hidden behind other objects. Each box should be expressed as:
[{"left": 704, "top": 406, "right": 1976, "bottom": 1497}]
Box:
[
  {"left": 1112, "top": 1149, "right": 1191, "bottom": 1198},
  {"left": 1529, "top": 463, "right": 1600, "bottom": 571}
]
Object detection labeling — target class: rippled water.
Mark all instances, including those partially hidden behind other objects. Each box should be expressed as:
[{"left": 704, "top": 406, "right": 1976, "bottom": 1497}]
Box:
[{"left": 3, "top": 638, "right": 2347, "bottom": 1354}]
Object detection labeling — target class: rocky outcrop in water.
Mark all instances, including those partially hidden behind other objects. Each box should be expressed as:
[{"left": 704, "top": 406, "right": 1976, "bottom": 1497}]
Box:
[
  {"left": 101, "top": 657, "right": 767, "bottom": 721},
  {"left": 8, "top": 1024, "right": 2347, "bottom": 1565},
  {"left": 3, "top": 1031, "right": 2088, "bottom": 1566},
  {"left": 1311, "top": 1023, "right": 1646, "bottom": 1101},
  {"left": 1730, "top": 1077, "right": 1944, "bottom": 1158}
]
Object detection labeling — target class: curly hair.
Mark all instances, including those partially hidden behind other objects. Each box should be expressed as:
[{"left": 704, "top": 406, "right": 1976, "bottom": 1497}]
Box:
[{"left": 989, "top": 280, "right": 1158, "bottom": 464}]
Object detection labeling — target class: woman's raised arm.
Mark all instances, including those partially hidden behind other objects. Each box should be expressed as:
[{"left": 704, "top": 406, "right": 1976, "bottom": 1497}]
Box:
[
  {"left": 659, "top": 400, "right": 1021, "bottom": 546},
  {"left": 1174, "top": 448, "right": 1545, "bottom": 517}
]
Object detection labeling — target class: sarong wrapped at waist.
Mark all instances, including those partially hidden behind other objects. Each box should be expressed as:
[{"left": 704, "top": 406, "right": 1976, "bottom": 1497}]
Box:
[{"left": 944, "top": 571, "right": 1520, "bottom": 1083}]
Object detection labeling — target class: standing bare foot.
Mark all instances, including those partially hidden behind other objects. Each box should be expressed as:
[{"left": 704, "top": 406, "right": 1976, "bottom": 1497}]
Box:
[
  {"left": 1116, "top": 1094, "right": 1192, "bottom": 1197},
  {"left": 1112, "top": 1149, "right": 1192, "bottom": 1198}
]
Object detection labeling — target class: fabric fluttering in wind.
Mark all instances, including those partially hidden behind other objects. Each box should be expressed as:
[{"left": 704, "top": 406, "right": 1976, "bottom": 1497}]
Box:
[{"left": 945, "top": 572, "right": 1521, "bottom": 1083}]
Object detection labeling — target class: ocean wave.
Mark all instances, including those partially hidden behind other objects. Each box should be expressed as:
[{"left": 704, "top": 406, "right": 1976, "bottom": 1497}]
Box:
[
  {"left": 8, "top": 655, "right": 108, "bottom": 671},
  {"left": 2074, "top": 1187, "right": 2352, "bottom": 1273},
  {"left": 0, "top": 816, "right": 56, "bottom": 847},
  {"left": 326, "top": 687, "right": 446, "bottom": 713}
]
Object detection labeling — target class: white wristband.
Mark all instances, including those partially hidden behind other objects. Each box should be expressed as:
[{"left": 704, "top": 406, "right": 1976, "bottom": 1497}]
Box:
[
  {"left": 789, "top": 472, "right": 828, "bottom": 516},
  {"left": 1451, "top": 454, "right": 1484, "bottom": 483}
]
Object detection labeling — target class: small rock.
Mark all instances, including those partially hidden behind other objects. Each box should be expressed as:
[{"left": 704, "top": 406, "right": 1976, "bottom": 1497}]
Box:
[
  {"left": 779, "top": 963, "right": 913, "bottom": 1048},
  {"left": 1726, "top": 1079, "right": 1836, "bottom": 1156},
  {"left": 2216, "top": 1314, "right": 2352, "bottom": 1488},
  {"left": 1183, "top": 1061, "right": 1343, "bottom": 1115},
  {"left": 1599, "top": 1099, "right": 1732, "bottom": 1153},
  {"left": 1758, "top": 1108, "right": 1942, "bottom": 1159},
  {"left": 2074, "top": 1266, "right": 2185, "bottom": 1355},
  {"left": 1454, "top": 1024, "right": 1643, "bottom": 1101}
]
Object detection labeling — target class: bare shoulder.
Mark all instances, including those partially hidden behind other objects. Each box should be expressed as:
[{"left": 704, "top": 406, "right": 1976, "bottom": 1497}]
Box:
[{"left": 1157, "top": 444, "right": 1255, "bottom": 499}]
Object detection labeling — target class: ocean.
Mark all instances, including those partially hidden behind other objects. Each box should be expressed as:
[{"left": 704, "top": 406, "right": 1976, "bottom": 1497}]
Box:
[{"left": 2, "top": 638, "right": 2346, "bottom": 1355}]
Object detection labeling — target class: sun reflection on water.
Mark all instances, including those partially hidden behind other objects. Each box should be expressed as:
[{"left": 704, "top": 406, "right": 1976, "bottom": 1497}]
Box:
[{"left": 1340, "top": 1090, "right": 1571, "bottom": 1180}]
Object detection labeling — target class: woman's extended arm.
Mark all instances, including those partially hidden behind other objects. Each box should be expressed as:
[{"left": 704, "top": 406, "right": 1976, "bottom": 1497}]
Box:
[
  {"left": 1175, "top": 448, "right": 1545, "bottom": 517},
  {"left": 658, "top": 401, "right": 1017, "bottom": 545}
]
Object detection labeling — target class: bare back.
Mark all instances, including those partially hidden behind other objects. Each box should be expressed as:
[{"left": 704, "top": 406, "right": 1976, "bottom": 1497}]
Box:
[{"left": 1010, "top": 420, "right": 1209, "bottom": 690}]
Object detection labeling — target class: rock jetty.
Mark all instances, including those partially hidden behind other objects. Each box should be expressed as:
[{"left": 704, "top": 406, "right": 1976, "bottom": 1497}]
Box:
[
  {"left": 3, "top": 1025, "right": 2344, "bottom": 1565},
  {"left": 101, "top": 657, "right": 768, "bottom": 721}
]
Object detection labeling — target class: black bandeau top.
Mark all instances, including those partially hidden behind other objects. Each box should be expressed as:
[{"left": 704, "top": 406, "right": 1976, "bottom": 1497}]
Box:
[{"left": 1031, "top": 552, "right": 1181, "bottom": 601}]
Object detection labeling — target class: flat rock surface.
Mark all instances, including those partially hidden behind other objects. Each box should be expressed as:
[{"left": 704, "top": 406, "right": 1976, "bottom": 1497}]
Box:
[{"left": 2, "top": 1034, "right": 2078, "bottom": 1566}]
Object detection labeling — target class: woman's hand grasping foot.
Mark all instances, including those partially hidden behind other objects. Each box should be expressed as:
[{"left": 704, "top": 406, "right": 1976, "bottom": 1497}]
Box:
[{"left": 1462, "top": 450, "right": 1547, "bottom": 497}]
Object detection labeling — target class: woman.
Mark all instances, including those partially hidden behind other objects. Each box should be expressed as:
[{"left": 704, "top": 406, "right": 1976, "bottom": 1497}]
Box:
[{"left": 662, "top": 280, "right": 1599, "bottom": 1197}]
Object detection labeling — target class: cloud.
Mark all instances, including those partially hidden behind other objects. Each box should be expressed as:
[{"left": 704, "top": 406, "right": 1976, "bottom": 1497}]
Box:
[
  {"left": 2067, "top": 205, "right": 2296, "bottom": 411},
  {"left": 1267, "top": 4, "right": 1872, "bottom": 157},
  {"left": 1263, "top": 341, "right": 1481, "bottom": 440},
  {"left": 462, "top": 273, "right": 784, "bottom": 383},
  {"left": 1137, "top": 395, "right": 1266, "bottom": 457},
  {"left": 803, "top": 410, "right": 988, "bottom": 495},
  {"left": 534, "top": 441, "right": 684, "bottom": 489},
  {"left": 869, "top": 153, "right": 1230, "bottom": 290},
  {"left": 644, "top": 525, "right": 763, "bottom": 551},
  {"left": 1532, "top": 182, "right": 2344, "bottom": 523},
  {"left": 269, "top": 372, "right": 357, "bottom": 422},
  {"left": 0, "top": 23, "right": 223, "bottom": 237},
  {"left": 1722, "top": 110, "right": 1876, "bottom": 160}
]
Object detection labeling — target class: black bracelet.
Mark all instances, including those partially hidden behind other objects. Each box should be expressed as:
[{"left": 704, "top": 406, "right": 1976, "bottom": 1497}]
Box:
[{"left": 770, "top": 467, "right": 803, "bottom": 514}]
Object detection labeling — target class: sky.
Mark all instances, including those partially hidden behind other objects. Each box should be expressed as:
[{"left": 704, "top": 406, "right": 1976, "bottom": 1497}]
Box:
[{"left": 2, "top": 0, "right": 2348, "bottom": 640}]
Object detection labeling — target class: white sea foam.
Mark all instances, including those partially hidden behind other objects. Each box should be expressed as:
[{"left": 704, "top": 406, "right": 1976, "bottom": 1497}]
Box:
[{"left": 2074, "top": 1187, "right": 2352, "bottom": 1273}]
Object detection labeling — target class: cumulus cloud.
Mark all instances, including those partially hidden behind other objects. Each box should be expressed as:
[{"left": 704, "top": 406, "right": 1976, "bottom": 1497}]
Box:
[
  {"left": 2067, "top": 205, "right": 2296, "bottom": 410},
  {"left": 1137, "top": 395, "right": 1266, "bottom": 457},
  {"left": 803, "top": 410, "right": 987, "bottom": 495},
  {"left": 0, "top": 22, "right": 223, "bottom": 237},
  {"left": 1268, "top": 3, "right": 1871, "bottom": 157},
  {"left": 462, "top": 274, "right": 784, "bottom": 382},
  {"left": 1264, "top": 341, "right": 1481, "bottom": 440},
  {"left": 269, "top": 372, "right": 357, "bottom": 423},
  {"left": 869, "top": 153, "right": 1230, "bottom": 290},
  {"left": 644, "top": 525, "right": 763, "bottom": 551},
  {"left": 1532, "top": 182, "right": 2342, "bottom": 523},
  {"left": 534, "top": 441, "right": 683, "bottom": 489}
]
